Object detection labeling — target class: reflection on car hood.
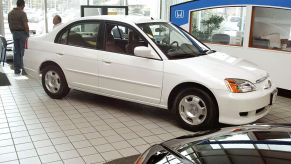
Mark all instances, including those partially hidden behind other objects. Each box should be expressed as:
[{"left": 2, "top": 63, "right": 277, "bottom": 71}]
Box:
[
  {"left": 163, "top": 124, "right": 291, "bottom": 164},
  {"left": 174, "top": 52, "right": 267, "bottom": 83}
]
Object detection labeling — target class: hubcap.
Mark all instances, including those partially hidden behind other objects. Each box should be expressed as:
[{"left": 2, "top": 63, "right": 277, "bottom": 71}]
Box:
[
  {"left": 179, "top": 95, "right": 207, "bottom": 125},
  {"left": 45, "top": 71, "right": 61, "bottom": 93}
]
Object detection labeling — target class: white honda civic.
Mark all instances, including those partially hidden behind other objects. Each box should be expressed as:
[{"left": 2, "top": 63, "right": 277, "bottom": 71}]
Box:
[{"left": 24, "top": 16, "right": 277, "bottom": 130}]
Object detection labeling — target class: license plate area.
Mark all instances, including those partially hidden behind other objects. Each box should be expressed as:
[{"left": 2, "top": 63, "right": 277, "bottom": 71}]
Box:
[{"left": 270, "top": 89, "right": 278, "bottom": 105}]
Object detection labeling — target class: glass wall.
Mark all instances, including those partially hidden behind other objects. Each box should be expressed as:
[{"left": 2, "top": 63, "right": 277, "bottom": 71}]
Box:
[
  {"left": 251, "top": 7, "right": 291, "bottom": 52},
  {"left": 190, "top": 7, "right": 246, "bottom": 46},
  {"left": 46, "top": 0, "right": 87, "bottom": 32},
  {"left": 3, "top": 0, "right": 45, "bottom": 38},
  {"left": 2, "top": 0, "right": 160, "bottom": 37},
  {"left": 89, "top": 0, "right": 159, "bottom": 18}
]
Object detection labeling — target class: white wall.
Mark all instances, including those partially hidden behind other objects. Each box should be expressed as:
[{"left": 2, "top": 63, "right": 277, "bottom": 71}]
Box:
[{"left": 208, "top": 44, "right": 291, "bottom": 90}]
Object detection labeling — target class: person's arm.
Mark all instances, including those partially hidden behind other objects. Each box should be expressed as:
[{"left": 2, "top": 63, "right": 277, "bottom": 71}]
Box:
[
  {"left": 24, "top": 22, "right": 29, "bottom": 33},
  {"left": 7, "top": 13, "right": 12, "bottom": 32},
  {"left": 23, "top": 13, "right": 29, "bottom": 36}
]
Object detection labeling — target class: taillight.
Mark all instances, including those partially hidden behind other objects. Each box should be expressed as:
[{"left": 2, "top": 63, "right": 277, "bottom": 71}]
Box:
[{"left": 24, "top": 39, "right": 28, "bottom": 49}]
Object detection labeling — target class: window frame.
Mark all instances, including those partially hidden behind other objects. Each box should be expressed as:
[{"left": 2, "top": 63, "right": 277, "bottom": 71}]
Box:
[
  {"left": 102, "top": 20, "right": 162, "bottom": 60},
  {"left": 189, "top": 6, "right": 247, "bottom": 47},
  {"left": 55, "top": 20, "right": 103, "bottom": 50}
]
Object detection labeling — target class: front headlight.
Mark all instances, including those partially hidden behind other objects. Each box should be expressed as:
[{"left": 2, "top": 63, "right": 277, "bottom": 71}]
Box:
[{"left": 225, "top": 78, "right": 256, "bottom": 93}]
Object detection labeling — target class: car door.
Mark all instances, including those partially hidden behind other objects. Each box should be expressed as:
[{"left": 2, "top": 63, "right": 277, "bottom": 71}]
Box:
[
  {"left": 55, "top": 21, "right": 101, "bottom": 92},
  {"left": 98, "top": 22, "right": 164, "bottom": 104}
]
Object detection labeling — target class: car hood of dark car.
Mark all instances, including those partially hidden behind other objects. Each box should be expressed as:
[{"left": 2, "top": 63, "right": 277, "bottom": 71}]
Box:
[{"left": 162, "top": 124, "right": 291, "bottom": 164}]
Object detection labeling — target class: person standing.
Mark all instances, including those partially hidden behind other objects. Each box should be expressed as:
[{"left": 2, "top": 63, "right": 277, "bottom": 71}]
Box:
[
  {"left": 53, "top": 15, "right": 62, "bottom": 28},
  {"left": 8, "top": 0, "right": 29, "bottom": 74}
]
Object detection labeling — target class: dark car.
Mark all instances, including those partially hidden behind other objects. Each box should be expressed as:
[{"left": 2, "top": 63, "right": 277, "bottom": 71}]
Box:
[{"left": 135, "top": 124, "right": 291, "bottom": 164}]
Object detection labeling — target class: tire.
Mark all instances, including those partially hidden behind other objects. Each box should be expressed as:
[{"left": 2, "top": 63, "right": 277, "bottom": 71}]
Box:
[
  {"left": 172, "top": 87, "right": 218, "bottom": 131},
  {"left": 41, "top": 65, "right": 70, "bottom": 99}
]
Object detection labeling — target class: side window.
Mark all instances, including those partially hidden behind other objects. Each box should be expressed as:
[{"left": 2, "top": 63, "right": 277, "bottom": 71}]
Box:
[
  {"left": 57, "top": 22, "right": 100, "bottom": 49},
  {"left": 59, "top": 30, "right": 68, "bottom": 44},
  {"left": 105, "top": 23, "right": 148, "bottom": 55}
]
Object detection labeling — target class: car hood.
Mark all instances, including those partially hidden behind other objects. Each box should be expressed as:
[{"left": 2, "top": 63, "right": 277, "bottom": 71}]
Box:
[
  {"left": 162, "top": 124, "right": 291, "bottom": 164},
  {"left": 172, "top": 52, "right": 267, "bottom": 83}
]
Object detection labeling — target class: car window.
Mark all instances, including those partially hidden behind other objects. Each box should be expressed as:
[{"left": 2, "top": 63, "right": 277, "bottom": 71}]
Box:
[
  {"left": 57, "top": 22, "right": 100, "bottom": 49},
  {"left": 105, "top": 23, "right": 148, "bottom": 55},
  {"left": 59, "top": 30, "right": 68, "bottom": 44}
]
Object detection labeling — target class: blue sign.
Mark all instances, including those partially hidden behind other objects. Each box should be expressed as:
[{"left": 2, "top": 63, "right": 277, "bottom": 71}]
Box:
[{"left": 170, "top": 0, "right": 291, "bottom": 26}]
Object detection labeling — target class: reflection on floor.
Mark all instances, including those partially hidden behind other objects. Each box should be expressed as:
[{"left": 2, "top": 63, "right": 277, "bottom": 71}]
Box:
[
  {"left": 0, "top": 67, "right": 10, "bottom": 86},
  {"left": 0, "top": 63, "right": 290, "bottom": 164}
]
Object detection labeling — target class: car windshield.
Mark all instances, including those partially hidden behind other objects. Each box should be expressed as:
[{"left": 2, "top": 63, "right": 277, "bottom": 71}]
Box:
[
  {"left": 175, "top": 130, "right": 291, "bottom": 163},
  {"left": 137, "top": 22, "right": 211, "bottom": 59}
]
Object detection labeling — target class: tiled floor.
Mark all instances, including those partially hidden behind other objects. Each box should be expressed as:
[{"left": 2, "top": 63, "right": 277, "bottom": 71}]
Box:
[{"left": 0, "top": 64, "right": 291, "bottom": 164}]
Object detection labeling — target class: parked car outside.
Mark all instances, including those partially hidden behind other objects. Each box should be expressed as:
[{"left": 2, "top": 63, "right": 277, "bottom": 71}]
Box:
[
  {"left": 135, "top": 124, "right": 291, "bottom": 164},
  {"left": 23, "top": 16, "right": 277, "bottom": 130}
]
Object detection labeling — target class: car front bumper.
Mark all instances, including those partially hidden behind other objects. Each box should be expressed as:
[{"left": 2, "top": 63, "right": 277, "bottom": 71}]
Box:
[{"left": 214, "top": 85, "right": 277, "bottom": 125}]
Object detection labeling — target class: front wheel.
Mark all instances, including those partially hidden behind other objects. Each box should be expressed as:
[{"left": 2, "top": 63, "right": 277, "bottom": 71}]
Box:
[
  {"left": 173, "top": 87, "right": 218, "bottom": 131},
  {"left": 42, "top": 65, "right": 70, "bottom": 99}
]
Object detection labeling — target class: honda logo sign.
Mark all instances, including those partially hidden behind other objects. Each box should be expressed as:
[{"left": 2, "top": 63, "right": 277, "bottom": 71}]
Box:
[{"left": 175, "top": 10, "right": 184, "bottom": 18}]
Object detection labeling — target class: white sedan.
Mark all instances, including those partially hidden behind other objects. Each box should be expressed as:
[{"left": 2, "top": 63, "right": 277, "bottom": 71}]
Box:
[{"left": 24, "top": 16, "right": 277, "bottom": 130}]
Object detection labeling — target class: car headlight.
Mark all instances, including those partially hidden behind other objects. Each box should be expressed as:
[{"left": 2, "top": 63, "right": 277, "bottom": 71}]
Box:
[{"left": 225, "top": 78, "right": 256, "bottom": 93}]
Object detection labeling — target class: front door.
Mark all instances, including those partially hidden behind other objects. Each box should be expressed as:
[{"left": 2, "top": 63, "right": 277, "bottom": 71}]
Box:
[{"left": 98, "top": 23, "right": 163, "bottom": 104}]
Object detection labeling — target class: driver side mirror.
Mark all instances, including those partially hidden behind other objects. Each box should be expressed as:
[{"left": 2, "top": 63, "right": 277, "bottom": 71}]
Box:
[{"left": 134, "top": 46, "right": 157, "bottom": 59}]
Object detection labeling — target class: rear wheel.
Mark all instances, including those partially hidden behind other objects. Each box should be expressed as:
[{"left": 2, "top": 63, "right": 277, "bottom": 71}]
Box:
[
  {"left": 172, "top": 87, "right": 218, "bottom": 131},
  {"left": 41, "top": 65, "right": 70, "bottom": 99}
]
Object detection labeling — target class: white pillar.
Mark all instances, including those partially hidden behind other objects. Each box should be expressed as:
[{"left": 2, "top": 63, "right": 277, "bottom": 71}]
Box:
[
  {"left": 0, "top": 0, "right": 5, "bottom": 36},
  {"left": 44, "top": 0, "right": 48, "bottom": 33}
]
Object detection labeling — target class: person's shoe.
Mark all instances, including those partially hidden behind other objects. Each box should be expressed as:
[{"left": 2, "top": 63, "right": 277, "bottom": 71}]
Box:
[
  {"left": 14, "top": 70, "right": 21, "bottom": 75},
  {"left": 21, "top": 70, "right": 27, "bottom": 75}
]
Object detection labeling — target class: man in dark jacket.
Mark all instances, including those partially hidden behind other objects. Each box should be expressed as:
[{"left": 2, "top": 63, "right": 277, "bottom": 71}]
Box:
[{"left": 8, "top": 0, "right": 29, "bottom": 74}]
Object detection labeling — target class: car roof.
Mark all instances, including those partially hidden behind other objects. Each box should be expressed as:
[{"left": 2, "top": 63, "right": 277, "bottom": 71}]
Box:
[
  {"left": 73, "top": 15, "right": 167, "bottom": 24},
  {"left": 42, "top": 15, "right": 168, "bottom": 42}
]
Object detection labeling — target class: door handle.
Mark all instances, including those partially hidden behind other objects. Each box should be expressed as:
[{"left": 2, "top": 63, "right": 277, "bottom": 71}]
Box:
[
  {"left": 56, "top": 53, "right": 64, "bottom": 56},
  {"left": 102, "top": 60, "right": 112, "bottom": 64}
]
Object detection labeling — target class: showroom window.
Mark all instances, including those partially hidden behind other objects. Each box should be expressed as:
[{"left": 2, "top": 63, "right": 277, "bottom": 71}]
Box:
[
  {"left": 190, "top": 6, "right": 246, "bottom": 46},
  {"left": 2, "top": 0, "right": 45, "bottom": 39},
  {"left": 58, "top": 22, "right": 100, "bottom": 49},
  {"left": 250, "top": 7, "right": 291, "bottom": 52},
  {"left": 105, "top": 23, "right": 147, "bottom": 55}
]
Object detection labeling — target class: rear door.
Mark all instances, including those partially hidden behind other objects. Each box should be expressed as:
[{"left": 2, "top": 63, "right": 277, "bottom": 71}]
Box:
[{"left": 55, "top": 21, "right": 102, "bottom": 92}]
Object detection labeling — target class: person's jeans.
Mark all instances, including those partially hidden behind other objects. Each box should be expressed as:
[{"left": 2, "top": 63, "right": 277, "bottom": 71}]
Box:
[{"left": 12, "top": 31, "right": 28, "bottom": 74}]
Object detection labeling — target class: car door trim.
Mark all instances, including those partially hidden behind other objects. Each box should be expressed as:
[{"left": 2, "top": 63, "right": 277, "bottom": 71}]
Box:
[
  {"left": 66, "top": 68, "right": 98, "bottom": 77},
  {"left": 99, "top": 74, "right": 161, "bottom": 89},
  {"left": 99, "top": 87, "right": 161, "bottom": 103}
]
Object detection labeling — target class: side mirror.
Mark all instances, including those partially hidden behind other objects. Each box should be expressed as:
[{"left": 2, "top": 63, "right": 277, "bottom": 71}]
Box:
[{"left": 134, "top": 46, "right": 155, "bottom": 59}]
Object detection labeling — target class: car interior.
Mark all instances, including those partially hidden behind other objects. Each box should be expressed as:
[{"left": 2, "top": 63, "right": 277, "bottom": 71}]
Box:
[{"left": 105, "top": 24, "right": 147, "bottom": 55}]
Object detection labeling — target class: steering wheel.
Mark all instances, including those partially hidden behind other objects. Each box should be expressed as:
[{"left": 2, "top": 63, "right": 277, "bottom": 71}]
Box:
[
  {"left": 170, "top": 41, "right": 179, "bottom": 47},
  {"left": 167, "top": 41, "right": 179, "bottom": 53}
]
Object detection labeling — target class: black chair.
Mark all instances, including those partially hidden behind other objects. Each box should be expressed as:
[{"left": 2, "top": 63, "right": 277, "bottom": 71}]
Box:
[
  {"left": 0, "top": 35, "right": 13, "bottom": 66},
  {"left": 253, "top": 38, "right": 270, "bottom": 48},
  {"left": 212, "top": 34, "right": 230, "bottom": 45}
]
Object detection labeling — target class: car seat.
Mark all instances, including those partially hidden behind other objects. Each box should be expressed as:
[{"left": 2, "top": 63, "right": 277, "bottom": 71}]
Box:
[{"left": 125, "top": 31, "right": 145, "bottom": 55}]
